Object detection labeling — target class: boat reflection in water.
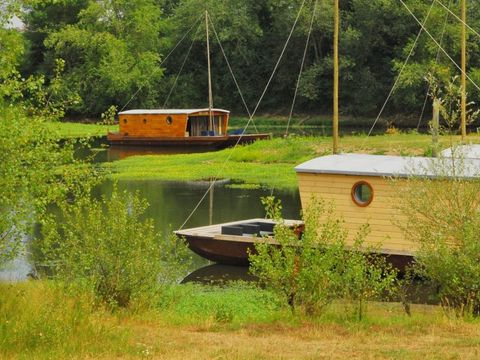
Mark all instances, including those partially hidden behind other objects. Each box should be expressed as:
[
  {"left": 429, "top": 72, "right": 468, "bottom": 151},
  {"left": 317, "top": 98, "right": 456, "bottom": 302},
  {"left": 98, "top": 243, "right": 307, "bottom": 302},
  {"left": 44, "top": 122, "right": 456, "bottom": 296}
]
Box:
[{"left": 181, "top": 264, "right": 255, "bottom": 285}]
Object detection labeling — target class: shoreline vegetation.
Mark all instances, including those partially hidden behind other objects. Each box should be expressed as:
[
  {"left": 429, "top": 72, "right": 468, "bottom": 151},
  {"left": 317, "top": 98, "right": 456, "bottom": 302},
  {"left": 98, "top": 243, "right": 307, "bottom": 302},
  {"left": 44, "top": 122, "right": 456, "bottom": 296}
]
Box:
[
  {"left": 47, "top": 114, "right": 435, "bottom": 139},
  {"left": 2, "top": 281, "right": 480, "bottom": 359},
  {"left": 106, "top": 133, "right": 480, "bottom": 189},
  {"left": 46, "top": 120, "right": 480, "bottom": 189}
]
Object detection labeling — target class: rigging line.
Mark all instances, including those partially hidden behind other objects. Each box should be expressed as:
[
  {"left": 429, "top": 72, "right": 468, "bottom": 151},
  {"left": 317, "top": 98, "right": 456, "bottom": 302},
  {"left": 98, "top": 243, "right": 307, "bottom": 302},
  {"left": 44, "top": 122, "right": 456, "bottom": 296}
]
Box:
[
  {"left": 207, "top": 13, "right": 258, "bottom": 134},
  {"left": 435, "top": 0, "right": 480, "bottom": 39},
  {"left": 400, "top": 0, "right": 480, "bottom": 92},
  {"left": 249, "top": 0, "right": 307, "bottom": 121},
  {"left": 119, "top": 14, "right": 203, "bottom": 112},
  {"left": 417, "top": 0, "right": 452, "bottom": 130},
  {"left": 179, "top": 0, "right": 307, "bottom": 230},
  {"left": 366, "top": 0, "right": 436, "bottom": 137},
  {"left": 286, "top": 0, "right": 318, "bottom": 137},
  {"left": 162, "top": 20, "right": 202, "bottom": 108}
]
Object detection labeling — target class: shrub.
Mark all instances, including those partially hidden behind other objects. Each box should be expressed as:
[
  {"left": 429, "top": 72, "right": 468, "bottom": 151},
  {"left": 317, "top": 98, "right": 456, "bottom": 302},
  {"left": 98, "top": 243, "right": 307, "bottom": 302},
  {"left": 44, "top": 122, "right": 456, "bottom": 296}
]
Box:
[
  {"left": 39, "top": 187, "right": 192, "bottom": 308},
  {"left": 249, "top": 199, "right": 398, "bottom": 319},
  {"left": 396, "top": 155, "right": 480, "bottom": 316}
]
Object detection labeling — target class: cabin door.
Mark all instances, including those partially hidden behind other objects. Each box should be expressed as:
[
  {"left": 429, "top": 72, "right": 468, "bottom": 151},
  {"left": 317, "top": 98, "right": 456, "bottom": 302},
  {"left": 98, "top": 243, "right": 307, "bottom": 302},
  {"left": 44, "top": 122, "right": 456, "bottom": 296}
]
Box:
[{"left": 187, "top": 116, "right": 223, "bottom": 136}]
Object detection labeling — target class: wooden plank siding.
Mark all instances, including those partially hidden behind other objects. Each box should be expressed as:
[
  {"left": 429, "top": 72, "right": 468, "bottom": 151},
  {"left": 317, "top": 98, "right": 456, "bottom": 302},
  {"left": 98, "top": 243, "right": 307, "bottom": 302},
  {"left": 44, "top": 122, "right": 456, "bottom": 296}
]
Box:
[
  {"left": 118, "top": 111, "right": 229, "bottom": 138},
  {"left": 119, "top": 114, "right": 187, "bottom": 137},
  {"left": 297, "top": 173, "right": 415, "bottom": 255}
]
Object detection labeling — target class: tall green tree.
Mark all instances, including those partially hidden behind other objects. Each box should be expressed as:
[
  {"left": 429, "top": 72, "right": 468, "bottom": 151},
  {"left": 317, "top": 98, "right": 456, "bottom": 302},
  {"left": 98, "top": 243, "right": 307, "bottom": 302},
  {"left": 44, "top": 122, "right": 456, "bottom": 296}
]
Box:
[{"left": 37, "top": 0, "right": 164, "bottom": 115}]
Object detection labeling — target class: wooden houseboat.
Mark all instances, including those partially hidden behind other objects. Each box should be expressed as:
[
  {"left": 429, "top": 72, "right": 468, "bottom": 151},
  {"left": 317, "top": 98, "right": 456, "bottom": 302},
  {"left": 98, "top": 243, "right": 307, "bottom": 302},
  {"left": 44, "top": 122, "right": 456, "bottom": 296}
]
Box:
[{"left": 107, "top": 108, "right": 269, "bottom": 147}]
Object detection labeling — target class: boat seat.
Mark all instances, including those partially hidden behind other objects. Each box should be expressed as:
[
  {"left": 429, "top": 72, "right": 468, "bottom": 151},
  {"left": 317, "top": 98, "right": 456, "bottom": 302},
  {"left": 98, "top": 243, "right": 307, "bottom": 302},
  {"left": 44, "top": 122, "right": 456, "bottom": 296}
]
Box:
[
  {"left": 221, "top": 225, "right": 243, "bottom": 236},
  {"left": 239, "top": 224, "right": 261, "bottom": 235}
]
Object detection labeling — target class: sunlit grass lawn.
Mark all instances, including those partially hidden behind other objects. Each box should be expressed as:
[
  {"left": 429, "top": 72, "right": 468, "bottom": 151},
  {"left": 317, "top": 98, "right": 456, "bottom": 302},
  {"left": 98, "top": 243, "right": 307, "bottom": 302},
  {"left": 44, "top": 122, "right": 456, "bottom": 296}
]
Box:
[
  {"left": 45, "top": 122, "right": 116, "bottom": 139},
  {"left": 2, "top": 281, "right": 480, "bottom": 359},
  {"left": 107, "top": 133, "right": 480, "bottom": 189}
]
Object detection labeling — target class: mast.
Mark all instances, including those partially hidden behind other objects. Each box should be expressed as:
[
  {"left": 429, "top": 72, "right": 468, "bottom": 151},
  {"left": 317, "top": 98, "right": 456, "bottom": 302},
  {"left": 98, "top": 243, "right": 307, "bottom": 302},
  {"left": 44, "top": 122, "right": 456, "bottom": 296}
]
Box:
[
  {"left": 333, "top": 0, "right": 339, "bottom": 154},
  {"left": 461, "top": 0, "right": 467, "bottom": 141},
  {"left": 206, "top": 10, "right": 213, "bottom": 132}
]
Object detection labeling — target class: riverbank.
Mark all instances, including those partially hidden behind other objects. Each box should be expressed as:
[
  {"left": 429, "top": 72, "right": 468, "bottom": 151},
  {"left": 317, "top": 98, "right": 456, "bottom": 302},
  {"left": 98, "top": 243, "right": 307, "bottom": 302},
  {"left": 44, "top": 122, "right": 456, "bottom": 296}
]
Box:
[
  {"left": 45, "top": 113, "right": 394, "bottom": 139},
  {"left": 2, "top": 281, "right": 479, "bottom": 359},
  {"left": 45, "top": 121, "right": 116, "bottom": 139},
  {"left": 106, "top": 133, "right": 480, "bottom": 189}
]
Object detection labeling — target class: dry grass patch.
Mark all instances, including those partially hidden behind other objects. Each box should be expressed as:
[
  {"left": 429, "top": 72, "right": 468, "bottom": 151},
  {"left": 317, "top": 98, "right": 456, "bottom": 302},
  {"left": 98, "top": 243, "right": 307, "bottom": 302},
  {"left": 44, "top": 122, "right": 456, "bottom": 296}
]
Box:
[{"left": 117, "top": 303, "right": 480, "bottom": 360}]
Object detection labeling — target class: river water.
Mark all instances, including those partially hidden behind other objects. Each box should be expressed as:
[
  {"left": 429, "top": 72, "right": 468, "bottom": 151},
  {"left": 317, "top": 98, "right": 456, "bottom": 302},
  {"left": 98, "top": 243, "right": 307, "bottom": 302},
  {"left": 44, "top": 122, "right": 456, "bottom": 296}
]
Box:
[{"left": 0, "top": 140, "right": 302, "bottom": 281}]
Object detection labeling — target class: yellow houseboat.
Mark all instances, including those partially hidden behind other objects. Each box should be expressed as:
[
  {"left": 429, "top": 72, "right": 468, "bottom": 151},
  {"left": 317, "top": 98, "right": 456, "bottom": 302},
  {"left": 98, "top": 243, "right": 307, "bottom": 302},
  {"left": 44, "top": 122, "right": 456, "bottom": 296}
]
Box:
[
  {"left": 107, "top": 108, "right": 269, "bottom": 147},
  {"left": 295, "top": 153, "right": 479, "bottom": 261}
]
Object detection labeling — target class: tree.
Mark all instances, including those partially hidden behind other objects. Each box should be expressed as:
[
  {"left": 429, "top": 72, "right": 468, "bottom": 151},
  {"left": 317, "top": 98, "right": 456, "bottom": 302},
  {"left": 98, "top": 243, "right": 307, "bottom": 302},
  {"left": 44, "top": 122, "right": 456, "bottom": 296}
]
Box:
[
  {"left": 38, "top": 0, "right": 164, "bottom": 115},
  {"left": 0, "top": 4, "right": 97, "bottom": 266}
]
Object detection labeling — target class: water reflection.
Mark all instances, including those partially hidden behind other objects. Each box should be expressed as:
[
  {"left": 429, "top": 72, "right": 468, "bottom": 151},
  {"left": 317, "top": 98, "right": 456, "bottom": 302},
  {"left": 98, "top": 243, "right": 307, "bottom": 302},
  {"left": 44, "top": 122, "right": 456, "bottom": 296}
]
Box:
[
  {"left": 1, "top": 179, "right": 301, "bottom": 281},
  {"left": 181, "top": 264, "right": 255, "bottom": 285}
]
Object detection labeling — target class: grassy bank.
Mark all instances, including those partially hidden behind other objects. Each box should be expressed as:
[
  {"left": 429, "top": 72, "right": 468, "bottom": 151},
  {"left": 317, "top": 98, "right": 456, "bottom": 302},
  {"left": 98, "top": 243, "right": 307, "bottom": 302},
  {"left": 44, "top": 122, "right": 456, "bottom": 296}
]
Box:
[
  {"left": 46, "top": 113, "right": 394, "bottom": 140},
  {"left": 107, "top": 133, "right": 480, "bottom": 189},
  {"left": 45, "top": 122, "right": 116, "bottom": 139},
  {"left": 2, "top": 281, "right": 480, "bottom": 359}
]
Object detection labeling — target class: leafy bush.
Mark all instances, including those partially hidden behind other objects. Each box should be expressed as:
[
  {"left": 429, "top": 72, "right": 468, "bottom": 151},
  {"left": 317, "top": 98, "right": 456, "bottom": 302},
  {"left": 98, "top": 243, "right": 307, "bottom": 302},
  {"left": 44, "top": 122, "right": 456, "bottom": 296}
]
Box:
[
  {"left": 249, "top": 199, "right": 398, "bottom": 319},
  {"left": 40, "top": 187, "right": 192, "bottom": 308},
  {"left": 396, "top": 155, "right": 480, "bottom": 316},
  {"left": 0, "top": 103, "right": 96, "bottom": 267}
]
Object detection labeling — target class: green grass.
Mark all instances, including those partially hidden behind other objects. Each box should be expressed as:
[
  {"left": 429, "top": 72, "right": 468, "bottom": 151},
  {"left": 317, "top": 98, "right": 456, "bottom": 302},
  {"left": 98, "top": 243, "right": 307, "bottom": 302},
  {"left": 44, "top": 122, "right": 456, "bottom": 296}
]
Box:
[
  {"left": 229, "top": 114, "right": 378, "bottom": 128},
  {"left": 2, "top": 281, "right": 480, "bottom": 359},
  {"left": 107, "top": 133, "right": 480, "bottom": 189},
  {"left": 45, "top": 122, "right": 116, "bottom": 139}
]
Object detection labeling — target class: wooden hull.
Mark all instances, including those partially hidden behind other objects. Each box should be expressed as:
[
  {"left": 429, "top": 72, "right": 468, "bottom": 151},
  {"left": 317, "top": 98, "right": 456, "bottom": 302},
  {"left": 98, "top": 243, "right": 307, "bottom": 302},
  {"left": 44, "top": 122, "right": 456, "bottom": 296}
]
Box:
[
  {"left": 176, "top": 219, "right": 414, "bottom": 271},
  {"left": 175, "top": 219, "right": 303, "bottom": 266},
  {"left": 107, "top": 132, "right": 270, "bottom": 148},
  {"left": 183, "top": 234, "right": 253, "bottom": 266}
]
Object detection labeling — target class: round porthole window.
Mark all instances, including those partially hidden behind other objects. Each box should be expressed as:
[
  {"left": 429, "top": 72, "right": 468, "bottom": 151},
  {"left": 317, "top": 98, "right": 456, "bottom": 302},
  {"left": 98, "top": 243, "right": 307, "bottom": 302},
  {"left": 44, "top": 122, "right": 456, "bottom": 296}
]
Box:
[
  {"left": 166, "top": 116, "right": 173, "bottom": 125},
  {"left": 351, "top": 181, "right": 373, "bottom": 207}
]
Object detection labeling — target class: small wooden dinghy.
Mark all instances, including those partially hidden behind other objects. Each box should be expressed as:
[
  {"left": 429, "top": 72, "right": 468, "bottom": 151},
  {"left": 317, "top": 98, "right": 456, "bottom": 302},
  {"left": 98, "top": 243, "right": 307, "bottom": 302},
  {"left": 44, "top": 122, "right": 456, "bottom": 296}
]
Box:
[{"left": 175, "top": 218, "right": 304, "bottom": 266}]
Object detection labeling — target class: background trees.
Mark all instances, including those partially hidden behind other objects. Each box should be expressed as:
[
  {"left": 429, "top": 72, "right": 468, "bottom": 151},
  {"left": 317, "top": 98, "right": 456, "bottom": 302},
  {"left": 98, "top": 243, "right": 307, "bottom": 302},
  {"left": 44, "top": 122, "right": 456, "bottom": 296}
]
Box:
[{"left": 10, "top": 0, "right": 480, "bottom": 120}]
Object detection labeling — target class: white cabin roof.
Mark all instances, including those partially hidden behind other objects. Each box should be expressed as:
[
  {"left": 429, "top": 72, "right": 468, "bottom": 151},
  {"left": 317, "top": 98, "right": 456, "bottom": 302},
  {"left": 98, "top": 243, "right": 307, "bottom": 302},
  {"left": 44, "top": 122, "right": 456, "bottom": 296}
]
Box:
[
  {"left": 294, "top": 153, "right": 480, "bottom": 179},
  {"left": 440, "top": 144, "right": 480, "bottom": 159},
  {"left": 119, "top": 108, "right": 230, "bottom": 115}
]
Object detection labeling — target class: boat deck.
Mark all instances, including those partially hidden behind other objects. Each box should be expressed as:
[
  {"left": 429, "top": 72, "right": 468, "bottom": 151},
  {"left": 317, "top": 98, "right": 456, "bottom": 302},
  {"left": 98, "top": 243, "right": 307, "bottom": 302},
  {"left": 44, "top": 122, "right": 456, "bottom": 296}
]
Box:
[{"left": 176, "top": 218, "right": 303, "bottom": 243}]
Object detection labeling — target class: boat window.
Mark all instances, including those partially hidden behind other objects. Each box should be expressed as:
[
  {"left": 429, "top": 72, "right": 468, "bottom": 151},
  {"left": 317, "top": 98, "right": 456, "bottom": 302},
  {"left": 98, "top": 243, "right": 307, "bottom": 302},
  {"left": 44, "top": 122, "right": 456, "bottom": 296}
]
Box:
[
  {"left": 123, "top": 119, "right": 127, "bottom": 124},
  {"left": 166, "top": 116, "right": 173, "bottom": 125},
  {"left": 143, "top": 118, "right": 147, "bottom": 124},
  {"left": 351, "top": 181, "right": 373, "bottom": 207}
]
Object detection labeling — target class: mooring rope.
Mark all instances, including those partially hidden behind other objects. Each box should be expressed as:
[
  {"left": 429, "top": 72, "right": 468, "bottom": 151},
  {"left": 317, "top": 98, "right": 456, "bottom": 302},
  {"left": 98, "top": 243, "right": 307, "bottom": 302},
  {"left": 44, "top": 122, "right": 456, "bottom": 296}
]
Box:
[
  {"left": 119, "top": 14, "right": 203, "bottom": 112},
  {"left": 434, "top": 0, "right": 480, "bottom": 39},
  {"left": 416, "top": 0, "right": 452, "bottom": 130},
  {"left": 365, "top": 0, "right": 436, "bottom": 137},
  {"left": 400, "top": 0, "right": 480, "bottom": 93},
  {"left": 285, "top": 0, "right": 318, "bottom": 137},
  {"left": 179, "top": 0, "right": 307, "bottom": 230},
  {"left": 162, "top": 21, "right": 202, "bottom": 108},
  {"left": 207, "top": 13, "right": 258, "bottom": 133}
]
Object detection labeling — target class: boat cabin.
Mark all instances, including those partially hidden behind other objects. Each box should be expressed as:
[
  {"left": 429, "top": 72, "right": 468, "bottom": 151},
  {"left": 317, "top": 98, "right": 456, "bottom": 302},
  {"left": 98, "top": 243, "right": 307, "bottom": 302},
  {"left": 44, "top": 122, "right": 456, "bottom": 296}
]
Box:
[
  {"left": 117, "top": 108, "right": 229, "bottom": 138},
  {"left": 295, "top": 153, "right": 480, "bottom": 257}
]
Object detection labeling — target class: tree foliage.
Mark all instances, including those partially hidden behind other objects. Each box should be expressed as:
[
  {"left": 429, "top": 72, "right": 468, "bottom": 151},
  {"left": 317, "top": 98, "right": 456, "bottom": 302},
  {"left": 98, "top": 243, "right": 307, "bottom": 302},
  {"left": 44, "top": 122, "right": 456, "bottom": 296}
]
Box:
[
  {"left": 249, "top": 199, "right": 398, "bottom": 319},
  {"left": 13, "top": 0, "right": 480, "bottom": 118},
  {"left": 40, "top": 187, "right": 192, "bottom": 308}
]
